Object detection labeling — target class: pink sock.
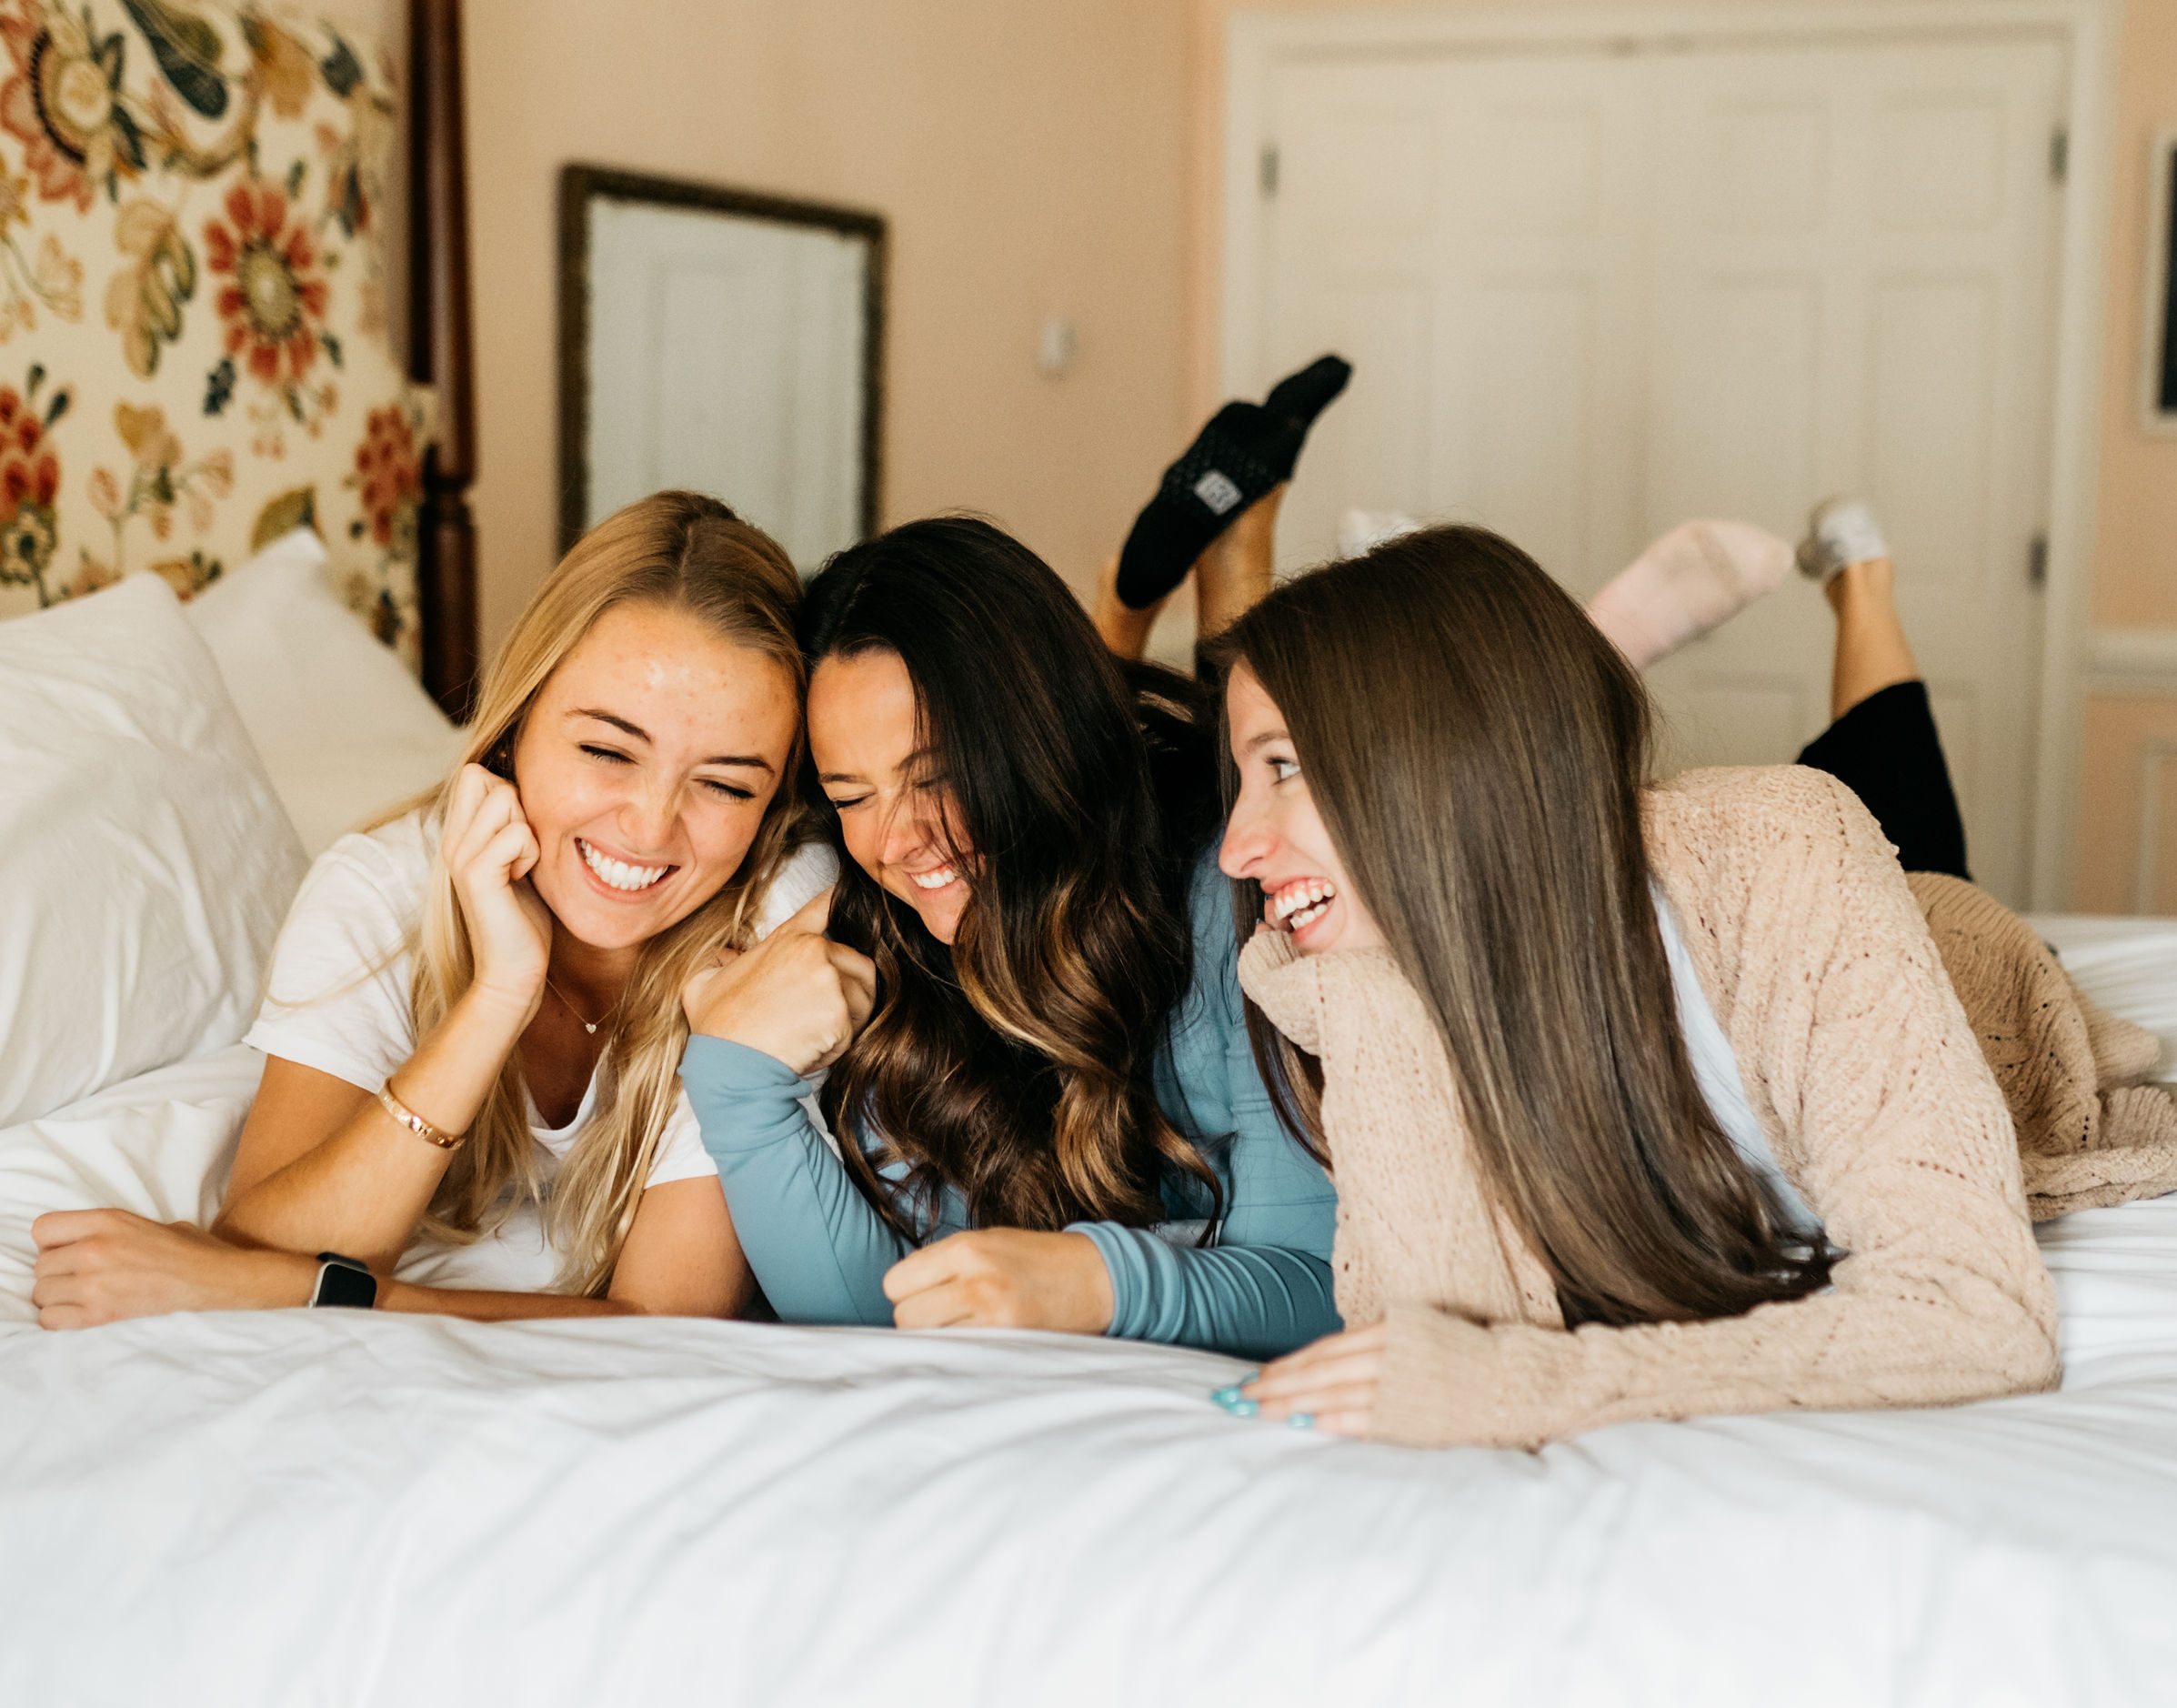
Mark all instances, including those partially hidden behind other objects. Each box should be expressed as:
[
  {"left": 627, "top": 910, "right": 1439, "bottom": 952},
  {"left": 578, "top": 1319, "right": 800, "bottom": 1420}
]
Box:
[{"left": 1585, "top": 520, "right": 1792, "bottom": 668}]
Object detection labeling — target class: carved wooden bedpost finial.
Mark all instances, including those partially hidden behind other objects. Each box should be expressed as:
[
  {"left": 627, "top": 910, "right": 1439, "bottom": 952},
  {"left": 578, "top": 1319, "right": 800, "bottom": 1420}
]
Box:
[{"left": 409, "top": 0, "right": 477, "bottom": 723}]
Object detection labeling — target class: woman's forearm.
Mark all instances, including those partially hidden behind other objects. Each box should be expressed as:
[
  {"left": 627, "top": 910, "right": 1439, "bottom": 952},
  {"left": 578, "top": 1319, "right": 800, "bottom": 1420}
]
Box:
[
  {"left": 376, "top": 1281, "right": 644, "bottom": 1321},
  {"left": 215, "top": 986, "right": 533, "bottom": 1265},
  {"left": 202, "top": 1248, "right": 675, "bottom": 1321},
  {"left": 1076, "top": 1224, "right": 1340, "bottom": 1359},
  {"left": 680, "top": 1036, "right": 909, "bottom": 1326}
]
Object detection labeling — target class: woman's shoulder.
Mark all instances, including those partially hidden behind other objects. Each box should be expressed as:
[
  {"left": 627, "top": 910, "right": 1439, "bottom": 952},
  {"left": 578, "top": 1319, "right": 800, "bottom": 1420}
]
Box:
[
  {"left": 1646, "top": 764, "right": 1881, "bottom": 869},
  {"left": 288, "top": 806, "right": 437, "bottom": 922}
]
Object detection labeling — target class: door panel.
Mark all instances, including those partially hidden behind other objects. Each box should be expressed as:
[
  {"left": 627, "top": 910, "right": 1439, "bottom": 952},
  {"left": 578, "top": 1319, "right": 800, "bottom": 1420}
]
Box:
[{"left": 1251, "top": 29, "right": 2065, "bottom": 902}]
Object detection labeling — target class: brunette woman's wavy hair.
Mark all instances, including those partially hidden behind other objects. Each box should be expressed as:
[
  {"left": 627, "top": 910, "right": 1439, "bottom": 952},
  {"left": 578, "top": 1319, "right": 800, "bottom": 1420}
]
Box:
[
  {"left": 1209, "top": 526, "right": 1830, "bottom": 1329},
  {"left": 800, "top": 517, "right": 1222, "bottom": 1238}
]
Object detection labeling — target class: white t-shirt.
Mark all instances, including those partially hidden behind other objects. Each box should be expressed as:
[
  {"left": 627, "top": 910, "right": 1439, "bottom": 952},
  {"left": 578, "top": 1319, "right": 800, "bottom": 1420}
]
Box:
[
  {"left": 245, "top": 809, "right": 837, "bottom": 1292},
  {"left": 1652, "top": 886, "right": 1822, "bottom": 1238}
]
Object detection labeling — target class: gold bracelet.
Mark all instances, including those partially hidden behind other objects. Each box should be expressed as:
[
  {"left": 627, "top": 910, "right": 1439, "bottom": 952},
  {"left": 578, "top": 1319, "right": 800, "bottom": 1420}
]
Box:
[{"left": 377, "top": 1081, "right": 463, "bottom": 1150}]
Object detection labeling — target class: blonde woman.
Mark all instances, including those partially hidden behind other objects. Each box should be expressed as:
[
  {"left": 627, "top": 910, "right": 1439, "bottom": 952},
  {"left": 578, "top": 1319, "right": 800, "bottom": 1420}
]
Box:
[{"left": 31, "top": 491, "right": 835, "bottom": 1327}]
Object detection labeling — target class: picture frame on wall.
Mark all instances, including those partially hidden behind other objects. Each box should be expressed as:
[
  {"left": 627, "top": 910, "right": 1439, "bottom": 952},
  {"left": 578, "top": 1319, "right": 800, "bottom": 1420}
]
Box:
[
  {"left": 557, "top": 166, "right": 887, "bottom": 568},
  {"left": 2144, "top": 128, "right": 2177, "bottom": 437}
]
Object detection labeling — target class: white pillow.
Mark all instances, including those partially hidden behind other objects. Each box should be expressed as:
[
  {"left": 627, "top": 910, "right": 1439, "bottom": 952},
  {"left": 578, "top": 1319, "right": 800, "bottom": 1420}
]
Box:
[
  {"left": 0, "top": 1044, "right": 258, "bottom": 1331},
  {"left": 0, "top": 575, "right": 307, "bottom": 1127},
  {"left": 185, "top": 528, "right": 465, "bottom": 855}
]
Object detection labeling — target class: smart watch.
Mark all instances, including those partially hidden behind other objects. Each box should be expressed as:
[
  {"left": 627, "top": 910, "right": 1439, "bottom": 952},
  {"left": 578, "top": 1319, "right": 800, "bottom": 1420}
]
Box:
[{"left": 309, "top": 1251, "right": 378, "bottom": 1309}]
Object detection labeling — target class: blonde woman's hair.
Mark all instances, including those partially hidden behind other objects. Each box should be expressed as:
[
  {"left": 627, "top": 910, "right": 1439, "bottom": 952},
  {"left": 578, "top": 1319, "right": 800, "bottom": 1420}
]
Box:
[{"left": 404, "top": 490, "right": 808, "bottom": 1294}]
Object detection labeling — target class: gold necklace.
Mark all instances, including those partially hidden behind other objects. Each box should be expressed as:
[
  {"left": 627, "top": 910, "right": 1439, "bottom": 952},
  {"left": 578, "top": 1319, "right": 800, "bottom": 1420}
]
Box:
[{"left": 545, "top": 973, "right": 616, "bottom": 1037}]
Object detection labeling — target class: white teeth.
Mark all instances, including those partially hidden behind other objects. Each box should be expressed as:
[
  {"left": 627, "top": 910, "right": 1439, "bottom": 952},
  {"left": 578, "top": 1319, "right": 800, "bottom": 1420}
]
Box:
[
  {"left": 578, "top": 839, "right": 669, "bottom": 893},
  {"left": 1269, "top": 879, "right": 1336, "bottom": 925},
  {"left": 908, "top": 866, "right": 958, "bottom": 891}
]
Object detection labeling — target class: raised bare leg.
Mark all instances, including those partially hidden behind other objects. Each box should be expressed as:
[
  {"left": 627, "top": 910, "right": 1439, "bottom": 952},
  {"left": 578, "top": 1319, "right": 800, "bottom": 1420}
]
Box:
[
  {"left": 1196, "top": 483, "right": 1283, "bottom": 640},
  {"left": 1823, "top": 555, "right": 1919, "bottom": 722},
  {"left": 1096, "top": 355, "right": 1350, "bottom": 660},
  {"left": 1092, "top": 555, "right": 1165, "bottom": 658},
  {"left": 1091, "top": 484, "right": 1286, "bottom": 658},
  {"left": 1797, "top": 498, "right": 1918, "bottom": 721}
]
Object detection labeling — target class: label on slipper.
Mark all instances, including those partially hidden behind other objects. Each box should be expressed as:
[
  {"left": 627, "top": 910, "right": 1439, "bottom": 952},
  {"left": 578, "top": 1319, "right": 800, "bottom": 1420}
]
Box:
[{"left": 1193, "top": 469, "right": 1244, "bottom": 515}]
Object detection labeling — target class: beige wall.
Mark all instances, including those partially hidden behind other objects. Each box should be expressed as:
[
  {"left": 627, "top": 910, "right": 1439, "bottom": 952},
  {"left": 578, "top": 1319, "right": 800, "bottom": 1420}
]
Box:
[
  {"left": 455, "top": 0, "right": 1195, "bottom": 654},
  {"left": 2076, "top": 0, "right": 2177, "bottom": 910}
]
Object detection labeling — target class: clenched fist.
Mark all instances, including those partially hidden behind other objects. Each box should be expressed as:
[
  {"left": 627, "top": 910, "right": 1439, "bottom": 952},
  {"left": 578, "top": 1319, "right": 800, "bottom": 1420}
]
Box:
[{"left": 681, "top": 889, "right": 877, "bottom": 1076}]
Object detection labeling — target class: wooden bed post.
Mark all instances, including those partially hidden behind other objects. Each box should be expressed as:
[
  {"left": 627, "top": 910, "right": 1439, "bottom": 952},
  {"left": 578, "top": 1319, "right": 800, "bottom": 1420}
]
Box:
[{"left": 409, "top": 0, "right": 478, "bottom": 723}]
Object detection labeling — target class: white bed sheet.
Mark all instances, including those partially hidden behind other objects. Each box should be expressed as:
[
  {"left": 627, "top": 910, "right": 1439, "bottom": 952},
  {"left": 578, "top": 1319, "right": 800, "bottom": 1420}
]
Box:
[{"left": 2, "top": 921, "right": 2175, "bottom": 1706}]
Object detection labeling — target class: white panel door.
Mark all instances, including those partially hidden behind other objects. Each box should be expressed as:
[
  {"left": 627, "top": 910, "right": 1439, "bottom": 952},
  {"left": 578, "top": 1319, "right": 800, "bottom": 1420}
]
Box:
[
  {"left": 587, "top": 200, "right": 868, "bottom": 572},
  {"left": 1642, "top": 36, "right": 2065, "bottom": 904},
  {"left": 1245, "top": 29, "right": 2066, "bottom": 903},
  {"left": 1259, "top": 50, "right": 1650, "bottom": 591}
]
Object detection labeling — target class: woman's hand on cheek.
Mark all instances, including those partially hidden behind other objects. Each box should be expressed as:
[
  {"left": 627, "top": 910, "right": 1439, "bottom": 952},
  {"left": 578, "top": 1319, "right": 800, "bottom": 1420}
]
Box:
[
  {"left": 1229, "top": 1321, "right": 1387, "bottom": 1437},
  {"left": 30, "top": 1210, "right": 315, "bottom": 1330},
  {"left": 442, "top": 763, "right": 552, "bottom": 1019},
  {"left": 882, "top": 1229, "right": 1115, "bottom": 1334},
  {"left": 681, "top": 889, "right": 876, "bottom": 1076}
]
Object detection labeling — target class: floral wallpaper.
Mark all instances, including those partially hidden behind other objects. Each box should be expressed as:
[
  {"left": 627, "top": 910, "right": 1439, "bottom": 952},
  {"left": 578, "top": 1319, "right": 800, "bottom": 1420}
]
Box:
[{"left": 0, "top": 0, "right": 428, "bottom": 663}]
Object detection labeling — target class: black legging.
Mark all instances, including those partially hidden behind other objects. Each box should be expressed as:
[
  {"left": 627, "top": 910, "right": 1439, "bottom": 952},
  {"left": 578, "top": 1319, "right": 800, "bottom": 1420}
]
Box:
[{"left": 1794, "top": 679, "right": 1970, "bottom": 881}]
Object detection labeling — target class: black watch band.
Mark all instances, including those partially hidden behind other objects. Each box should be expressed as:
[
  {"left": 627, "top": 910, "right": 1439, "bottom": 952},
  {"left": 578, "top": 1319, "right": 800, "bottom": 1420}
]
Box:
[{"left": 309, "top": 1251, "right": 378, "bottom": 1310}]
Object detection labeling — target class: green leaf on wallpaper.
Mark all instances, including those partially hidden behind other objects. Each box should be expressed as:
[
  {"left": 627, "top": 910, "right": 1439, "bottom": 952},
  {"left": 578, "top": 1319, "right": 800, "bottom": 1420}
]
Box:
[
  {"left": 330, "top": 168, "right": 364, "bottom": 239},
  {"left": 119, "top": 0, "right": 230, "bottom": 120},
  {"left": 204, "top": 356, "right": 235, "bottom": 416},
  {"left": 320, "top": 34, "right": 363, "bottom": 98},
  {"left": 252, "top": 487, "right": 317, "bottom": 552},
  {"left": 92, "top": 27, "right": 125, "bottom": 89},
  {"left": 109, "top": 105, "right": 148, "bottom": 172},
  {"left": 285, "top": 158, "right": 305, "bottom": 199},
  {"left": 321, "top": 332, "right": 343, "bottom": 370},
  {"left": 43, "top": 389, "right": 69, "bottom": 429}
]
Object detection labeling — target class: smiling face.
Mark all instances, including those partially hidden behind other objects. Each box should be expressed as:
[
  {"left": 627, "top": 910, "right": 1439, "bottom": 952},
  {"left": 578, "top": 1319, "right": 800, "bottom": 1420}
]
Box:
[
  {"left": 1218, "top": 663, "right": 1385, "bottom": 955},
  {"left": 510, "top": 599, "right": 800, "bottom": 954},
  {"left": 807, "top": 647, "right": 973, "bottom": 945}
]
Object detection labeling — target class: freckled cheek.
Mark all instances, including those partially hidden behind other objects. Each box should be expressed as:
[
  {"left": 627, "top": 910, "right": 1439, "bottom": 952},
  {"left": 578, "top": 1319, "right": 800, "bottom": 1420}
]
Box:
[
  {"left": 515, "top": 753, "right": 615, "bottom": 845},
  {"left": 683, "top": 799, "right": 772, "bottom": 888}
]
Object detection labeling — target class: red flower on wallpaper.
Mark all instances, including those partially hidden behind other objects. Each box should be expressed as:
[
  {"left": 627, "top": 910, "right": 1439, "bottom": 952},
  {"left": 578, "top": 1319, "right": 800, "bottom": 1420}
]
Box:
[
  {"left": 353, "top": 403, "right": 419, "bottom": 549},
  {"left": 0, "top": 381, "right": 61, "bottom": 598},
  {"left": 204, "top": 181, "right": 328, "bottom": 388}
]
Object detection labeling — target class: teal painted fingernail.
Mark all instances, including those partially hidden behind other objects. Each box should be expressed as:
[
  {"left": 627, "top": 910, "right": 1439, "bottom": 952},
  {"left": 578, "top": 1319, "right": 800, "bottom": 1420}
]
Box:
[
  {"left": 1210, "top": 1384, "right": 1243, "bottom": 1406},
  {"left": 1226, "top": 1397, "right": 1259, "bottom": 1418},
  {"left": 1288, "top": 1412, "right": 1315, "bottom": 1431}
]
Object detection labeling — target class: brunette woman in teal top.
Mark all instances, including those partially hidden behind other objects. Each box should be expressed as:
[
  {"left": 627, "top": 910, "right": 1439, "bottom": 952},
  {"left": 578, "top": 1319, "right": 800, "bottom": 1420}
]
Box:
[{"left": 677, "top": 518, "right": 1339, "bottom": 1361}]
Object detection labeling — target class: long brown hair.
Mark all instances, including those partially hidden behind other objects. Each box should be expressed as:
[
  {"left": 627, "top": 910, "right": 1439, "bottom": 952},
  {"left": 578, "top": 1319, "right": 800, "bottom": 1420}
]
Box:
[
  {"left": 1212, "top": 526, "right": 1829, "bottom": 1328},
  {"left": 411, "top": 492, "right": 808, "bottom": 1291},
  {"left": 799, "top": 517, "right": 1222, "bottom": 1238}
]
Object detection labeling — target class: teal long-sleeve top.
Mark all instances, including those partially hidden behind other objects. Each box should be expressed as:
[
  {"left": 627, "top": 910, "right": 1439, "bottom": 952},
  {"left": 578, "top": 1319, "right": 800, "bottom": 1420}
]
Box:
[{"left": 677, "top": 849, "right": 1341, "bottom": 1361}]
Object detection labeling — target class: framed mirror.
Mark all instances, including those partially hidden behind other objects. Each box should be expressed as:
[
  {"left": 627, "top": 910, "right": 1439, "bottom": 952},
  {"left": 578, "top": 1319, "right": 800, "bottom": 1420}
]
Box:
[{"left": 558, "top": 166, "right": 886, "bottom": 566}]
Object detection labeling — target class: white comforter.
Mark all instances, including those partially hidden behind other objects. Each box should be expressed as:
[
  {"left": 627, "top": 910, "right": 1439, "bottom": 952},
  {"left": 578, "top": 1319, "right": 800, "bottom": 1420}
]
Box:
[{"left": 5, "top": 920, "right": 2177, "bottom": 1706}]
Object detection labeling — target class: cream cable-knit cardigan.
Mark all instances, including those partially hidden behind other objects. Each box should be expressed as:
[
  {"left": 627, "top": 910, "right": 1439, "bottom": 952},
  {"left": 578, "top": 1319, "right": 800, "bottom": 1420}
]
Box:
[{"left": 1238, "top": 767, "right": 2075, "bottom": 1452}]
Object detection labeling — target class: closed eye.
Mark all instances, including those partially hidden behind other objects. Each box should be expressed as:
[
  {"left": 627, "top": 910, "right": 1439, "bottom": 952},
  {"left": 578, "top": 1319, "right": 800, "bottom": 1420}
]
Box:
[
  {"left": 700, "top": 779, "right": 757, "bottom": 801},
  {"left": 580, "top": 744, "right": 632, "bottom": 765},
  {"left": 826, "top": 793, "right": 873, "bottom": 812}
]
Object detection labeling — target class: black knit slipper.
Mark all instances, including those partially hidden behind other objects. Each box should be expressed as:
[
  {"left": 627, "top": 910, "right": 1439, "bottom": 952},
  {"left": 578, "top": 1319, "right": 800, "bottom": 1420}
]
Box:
[{"left": 1111, "top": 354, "right": 1351, "bottom": 611}]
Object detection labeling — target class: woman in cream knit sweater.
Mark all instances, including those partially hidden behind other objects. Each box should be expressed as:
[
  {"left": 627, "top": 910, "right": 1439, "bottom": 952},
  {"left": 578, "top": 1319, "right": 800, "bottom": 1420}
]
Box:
[{"left": 1208, "top": 524, "right": 2177, "bottom": 1451}]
